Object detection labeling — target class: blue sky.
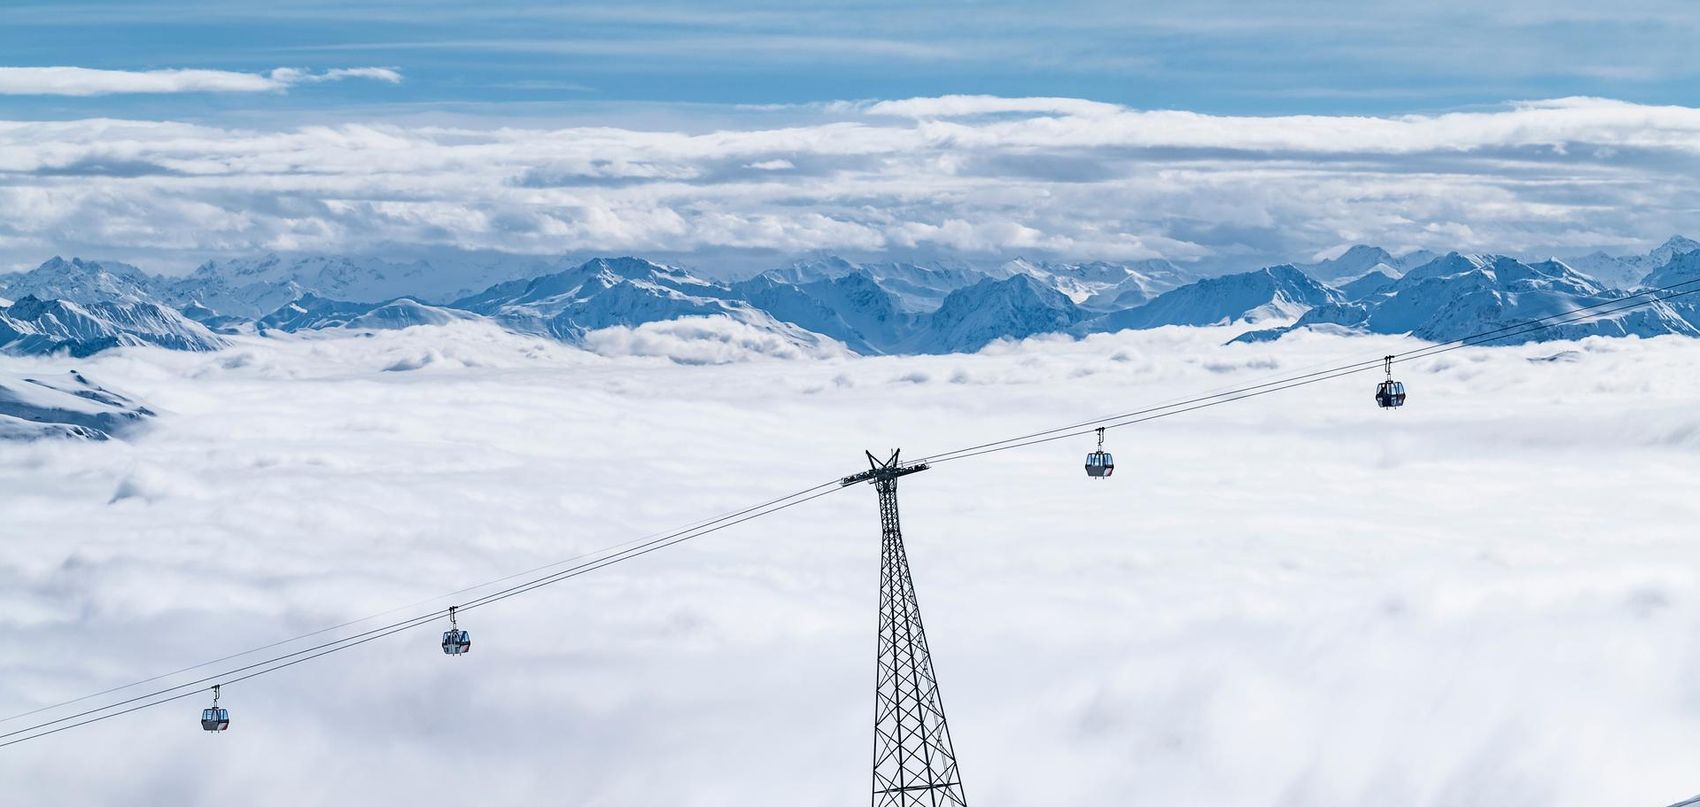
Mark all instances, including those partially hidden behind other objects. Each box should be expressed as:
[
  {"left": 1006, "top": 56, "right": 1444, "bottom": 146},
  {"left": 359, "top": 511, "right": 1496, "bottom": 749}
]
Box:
[
  {"left": 6, "top": 0, "right": 1699, "bottom": 120},
  {"left": 1, "top": 1, "right": 1699, "bottom": 272}
]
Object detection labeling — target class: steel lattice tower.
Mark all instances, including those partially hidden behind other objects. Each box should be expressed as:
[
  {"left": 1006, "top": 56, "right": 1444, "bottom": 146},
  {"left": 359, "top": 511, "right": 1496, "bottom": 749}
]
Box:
[{"left": 841, "top": 450, "right": 968, "bottom": 807}]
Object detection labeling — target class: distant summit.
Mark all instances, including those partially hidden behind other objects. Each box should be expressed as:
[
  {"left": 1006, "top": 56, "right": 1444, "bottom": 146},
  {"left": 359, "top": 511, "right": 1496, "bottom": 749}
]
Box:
[
  {"left": 1297, "top": 245, "right": 1437, "bottom": 284},
  {"left": 1565, "top": 235, "right": 1700, "bottom": 290},
  {"left": 1087, "top": 264, "right": 1340, "bottom": 332}
]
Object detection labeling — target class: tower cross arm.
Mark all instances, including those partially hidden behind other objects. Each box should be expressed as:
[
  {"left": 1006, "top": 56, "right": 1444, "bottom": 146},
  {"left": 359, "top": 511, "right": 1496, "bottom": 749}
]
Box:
[{"left": 840, "top": 449, "right": 931, "bottom": 487}]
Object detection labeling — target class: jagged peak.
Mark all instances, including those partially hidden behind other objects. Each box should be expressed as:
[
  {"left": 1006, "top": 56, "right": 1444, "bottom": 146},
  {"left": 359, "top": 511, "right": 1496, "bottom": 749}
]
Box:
[
  {"left": 578, "top": 255, "right": 690, "bottom": 280},
  {"left": 1314, "top": 245, "right": 1396, "bottom": 268},
  {"left": 1338, "top": 244, "right": 1393, "bottom": 258},
  {"left": 1262, "top": 263, "right": 1309, "bottom": 278},
  {"left": 786, "top": 254, "right": 859, "bottom": 270},
  {"left": 934, "top": 273, "right": 1075, "bottom": 311},
  {"left": 1402, "top": 251, "right": 1495, "bottom": 280},
  {"left": 31, "top": 255, "right": 142, "bottom": 274}
]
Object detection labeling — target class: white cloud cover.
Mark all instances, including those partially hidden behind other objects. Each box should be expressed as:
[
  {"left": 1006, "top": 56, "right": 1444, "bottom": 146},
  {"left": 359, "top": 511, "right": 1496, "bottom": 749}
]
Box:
[
  {"left": 0, "top": 95, "right": 1697, "bottom": 271},
  {"left": 3, "top": 324, "right": 1700, "bottom": 805},
  {"left": 0, "top": 66, "right": 402, "bottom": 96}
]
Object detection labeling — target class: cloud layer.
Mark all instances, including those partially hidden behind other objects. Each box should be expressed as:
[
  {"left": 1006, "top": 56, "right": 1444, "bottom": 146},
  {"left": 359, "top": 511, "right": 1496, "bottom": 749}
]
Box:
[
  {"left": 0, "top": 66, "right": 401, "bottom": 96},
  {"left": 0, "top": 95, "right": 1697, "bottom": 271},
  {"left": 4, "top": 325, "right": 1700, "bottom": 804}
]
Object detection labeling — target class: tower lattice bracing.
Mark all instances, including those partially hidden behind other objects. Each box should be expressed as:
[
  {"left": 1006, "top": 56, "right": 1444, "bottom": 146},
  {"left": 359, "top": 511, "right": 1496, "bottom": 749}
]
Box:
[{"left": 842, "top": 450, "right": 968, "bottom": 807}]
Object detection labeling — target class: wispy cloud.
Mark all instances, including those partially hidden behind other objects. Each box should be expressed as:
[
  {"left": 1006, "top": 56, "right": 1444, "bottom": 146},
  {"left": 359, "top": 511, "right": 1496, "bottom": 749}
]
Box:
[{"left": 0, "top": 66, "right": 402, "bottom": 96}]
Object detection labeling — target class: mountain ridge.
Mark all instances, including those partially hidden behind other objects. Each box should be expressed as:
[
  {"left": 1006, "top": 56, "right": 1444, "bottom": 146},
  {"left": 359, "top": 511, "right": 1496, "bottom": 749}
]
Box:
[{"left": 5, "top": 237, "right": 1698, "bottom": 358}]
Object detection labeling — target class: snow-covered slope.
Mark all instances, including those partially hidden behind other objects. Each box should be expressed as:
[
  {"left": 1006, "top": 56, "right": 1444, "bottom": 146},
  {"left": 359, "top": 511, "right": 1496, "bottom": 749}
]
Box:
[
  {"left": 1639, "top": 250, "right": 1700, "bottom": 329},
  {"left": 344, "top": 299, "right": 479, "bottom": 331},
  {"left": 0, "top": 295, "right": 225, "bottom": 357},
  {"left": 0, "top": 369, "right": 153, "bottom": 440},
  {"left": 1237, "top": 253, "right": 1699, "bottom": 344},
  {"left": 1340, "top": 269, "right": 1399, "bottom": 301},
  {"left": 999, "top": 257, "right": 1192, "bottom": 310},
  {"left": 178, "top": 301, "right": 252, "bottom": 334},
  {"left": 732, "top": 271, "right": 916, "bottom": 355},
  {"left": 1085, "top": 264, "right": 1341, "bottom": 333}
]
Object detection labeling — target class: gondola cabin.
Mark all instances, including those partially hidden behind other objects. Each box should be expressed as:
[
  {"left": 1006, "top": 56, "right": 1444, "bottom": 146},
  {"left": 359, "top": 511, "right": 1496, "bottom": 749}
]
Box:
[
  {"left": 441, "top": 605, "right": 471, "bottom": 655},
  {"left": 1375, "top": 380, "right": 1406, "bottom": 409},
  {"left": 201, "top": 686, "right": 229, "bottom": 732},
  {"left": 200, "top": 706, "right": 230, "bottom": 732},
  {"left": 1375, "top": 355, "right": 1406, "bottom": 409},
  {"left": 1084, "top": 427, "right": 1114, "bottom": 478}
]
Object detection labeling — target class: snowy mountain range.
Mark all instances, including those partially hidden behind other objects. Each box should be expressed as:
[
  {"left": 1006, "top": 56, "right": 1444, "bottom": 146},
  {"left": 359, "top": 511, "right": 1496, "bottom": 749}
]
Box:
[
  {"left": 1235, "top": 253, "right": 1700, "bottom": 344},
  {"left": 1, "top": 295, "right": 223, "bottom": 357},
  {"left": 1296, "top": 246, "right": 1440, "bottom": 285},
  {"left": 1565, "top": 236, "right": 1700, "bottom": 290},
  {"left": 150, "top": 252, "right": 575, "bottom": 319},
  {"left": 2, "top": 236, "right": 1697, "bottom": 358}
]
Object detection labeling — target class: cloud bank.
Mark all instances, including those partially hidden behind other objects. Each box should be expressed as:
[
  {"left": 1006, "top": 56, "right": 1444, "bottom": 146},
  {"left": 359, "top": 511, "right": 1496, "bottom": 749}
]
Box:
[
  {"left": 0, "top": 95, "right": 1697, "bottom": 271},
  {"left": 4, "top": 326, "right": 1700, "bottom": 805},
  {"left": 0, "top": 66, "right": 402, "bottom": 96}
]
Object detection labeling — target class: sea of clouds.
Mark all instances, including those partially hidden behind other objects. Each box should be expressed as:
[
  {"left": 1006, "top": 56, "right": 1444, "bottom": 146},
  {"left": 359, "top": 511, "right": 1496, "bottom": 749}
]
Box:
[{"left": 3, "top": 322, "right": 1700, "bottom": 805}]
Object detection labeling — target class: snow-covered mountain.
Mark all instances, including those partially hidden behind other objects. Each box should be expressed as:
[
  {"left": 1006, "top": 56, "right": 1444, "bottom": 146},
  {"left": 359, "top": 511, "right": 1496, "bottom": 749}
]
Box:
[
  {"left": 1084, "top": 264, "right": 1341, "bottom": 333},
  {"left": 2, "top": 257, "right": 157, "bottom": 305},
  {"left": 997, "top": 257, "right": 1192, "bottom": 311},
  {"left": 1299, "top": 246, "right": 1399, "bottom": 284},
  {"left": 257, "top": 294, "right": 477, "bottom": 333},
  {"left": 1639, "top": 249, "right": 1700, "bottom": 328},
  {"left": 0, "top": 295, "right": 224, "bottom": 357},
  {"left": 155, "top": 252, "right": 573, "bottom": 318},
  {"left": 1339, "top": 269, "right": 1399, "bottom": 301},
  {"left": 11, "top": 241, "right": 1700, "bottom": 359},
  {"left": 342, "top": 299, "right": 480, "bottom": 331},
  {"left": 453, "top": 256, "right": 770, "bottom": 343},
  {"left": 732, "top": 271, "right": 915, "bottom": 355},
  {"left": 760, "top": 257, "right": 982, "bottom": 313},
  {"left": 733, "top": 269, "right": 1090, "bottom": 354},
  {"left": 1565, "top": 236, "right": 1700, "bottom": 290},
  {"left": 1298, "top": 246, "right": 1438, "bottom": 285},
  {"left": 1237, "top": 253, "right": 1699, "bottom": 344},
  {"left": 0, "top": 369, "right": 154, "bottom": 441},
  {"left": 912, "top": 275, "right": 1088, "bottom": 354}
]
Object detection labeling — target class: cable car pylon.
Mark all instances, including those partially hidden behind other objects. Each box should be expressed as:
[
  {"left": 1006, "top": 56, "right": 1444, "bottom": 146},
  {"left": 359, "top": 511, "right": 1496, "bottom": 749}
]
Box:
[{"left": 841, "top": 450, "right": 968, "bottom": 807}]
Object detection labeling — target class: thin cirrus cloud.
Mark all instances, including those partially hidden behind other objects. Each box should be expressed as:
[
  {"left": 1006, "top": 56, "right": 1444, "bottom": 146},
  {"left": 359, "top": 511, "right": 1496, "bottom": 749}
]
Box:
[
  {"left": 1, "top": 94, "right": 1697, "bottom": 271},
  {"left": 0, "top": 66, "right": 402, "bottom": 96}
]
